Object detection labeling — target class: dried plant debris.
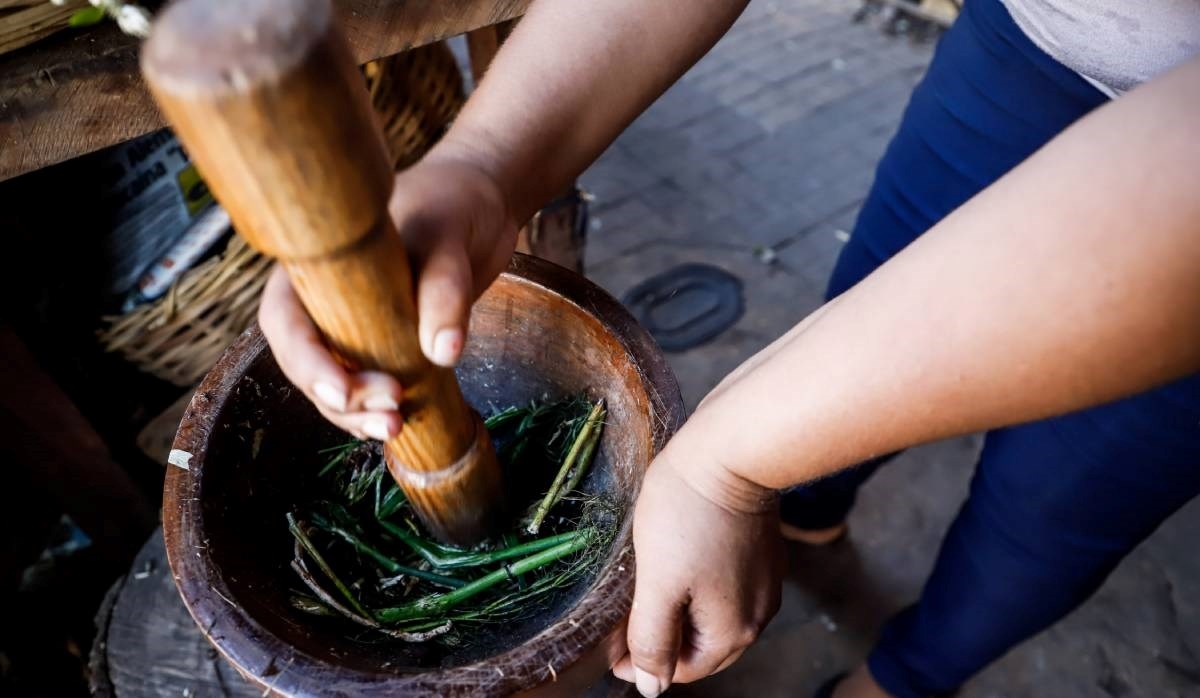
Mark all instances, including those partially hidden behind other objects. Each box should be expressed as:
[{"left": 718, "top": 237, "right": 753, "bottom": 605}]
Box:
[{"left": 287, "top": 394, "right": 613, "bottom": 643}]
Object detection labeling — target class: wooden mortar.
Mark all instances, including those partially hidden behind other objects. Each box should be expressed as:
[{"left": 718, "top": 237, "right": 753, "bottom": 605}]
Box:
[{"left": 164, "top": 253, "right": 684, "bottom": 696}]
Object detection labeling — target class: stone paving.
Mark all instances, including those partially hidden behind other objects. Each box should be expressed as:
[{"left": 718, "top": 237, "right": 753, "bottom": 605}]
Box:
[
  {"left": 578, "top": 1, "right": 1200, "bottom": 696},
  {"left": 582, "top": 0, "right": 928, "bottom": 410}
]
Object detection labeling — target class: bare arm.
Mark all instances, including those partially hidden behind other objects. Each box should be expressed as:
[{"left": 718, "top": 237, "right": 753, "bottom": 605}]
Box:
[
  {"left": 614, "top": 56, "right": 1200, "bottom": 698},
  {"left": 682, "top": 55, "right": 1200, "bottom": 503},
  {"left": 259, "top": 0, "right": 748, "bottom": 432},
  {"left": 436, "top": 0, "right": 750, "bottom": 223}
]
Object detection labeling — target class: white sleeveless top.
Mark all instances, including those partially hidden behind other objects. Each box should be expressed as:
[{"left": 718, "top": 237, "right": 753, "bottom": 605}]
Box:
[{"left": 1000, "top": 0, "right": 1200, "bottom": 96}]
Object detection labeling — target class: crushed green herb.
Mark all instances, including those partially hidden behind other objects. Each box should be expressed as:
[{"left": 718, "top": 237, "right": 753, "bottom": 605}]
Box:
[{"left": 287, "top": 394, "right": 613, "bottom": 643}]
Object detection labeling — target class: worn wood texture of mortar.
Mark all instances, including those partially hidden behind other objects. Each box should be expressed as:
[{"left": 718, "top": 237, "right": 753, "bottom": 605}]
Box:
[{"left": 163, "top": 254, "right": 684, "bottom": 697}]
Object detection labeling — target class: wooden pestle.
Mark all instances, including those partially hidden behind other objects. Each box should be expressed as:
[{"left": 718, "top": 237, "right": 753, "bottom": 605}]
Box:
[{"left": 141, "top": 0, "right": 503, "bottom": 545}]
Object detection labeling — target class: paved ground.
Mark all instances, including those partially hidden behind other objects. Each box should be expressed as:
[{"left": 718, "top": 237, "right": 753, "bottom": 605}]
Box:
[
  {"left": 578, "top": 1, "right": 1200, "bottom": 696},
  {"left": 583, "top": 0, "right": 927, "bottom": 411}
]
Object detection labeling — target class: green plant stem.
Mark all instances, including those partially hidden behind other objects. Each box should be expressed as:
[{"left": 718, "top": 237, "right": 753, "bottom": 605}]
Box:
[
  {"left": 484, "top": 405, "right": 528, "bottom": 430},
  {"left": 289, "top": 593, "right": 336, "bottom": 616},
  {"left": 326, "top": 525, "right": 464, "bottom": 589},
  {"left": 378, "top": 519, "right": 578, "bottom": 569},
  {"left": 344, "top": 461, "right": 386, "bottom": 504},
  {"left": 287, "top": 513, "right": 370, "bottom": 617},
  {"left": 319, "top": 440, "right": 361, "bottom": 454},
  {"left": 377, "top": 519, "right": 458, "bottom": 561},
  {"left": 394, "top": 618, "right": 459, "bottom": 633},
  {"left": 559, "top": 406, "right": 605, "bottom": 500},
  {"left": 527, "top": 400, "right": 605, "bottom": 535},
  {"left": 374, "top": 530, "right": 591, "bottom": 624},
  {"left": 376, "top": 483, "right": 407, "bottom": 519},
  {"left": 317, "top": 440, "right": 360, "bottom": 477}
]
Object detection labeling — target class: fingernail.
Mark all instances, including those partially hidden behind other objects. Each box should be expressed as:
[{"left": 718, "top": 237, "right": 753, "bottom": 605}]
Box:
[
  {"left": 363, "top": 416, "right": 391, "bottom": 442},
  {"left": 634, "top": 668, "right": 663, "bottom": 698},
  {"left": 363, "top": 393, "right": 399, "bottom": 412},
  {"left": 313, "top": 382, "right": 347, "bottom": 413},
  {"left": 431, "top": 328, "right": 462, "bottom": 367}
]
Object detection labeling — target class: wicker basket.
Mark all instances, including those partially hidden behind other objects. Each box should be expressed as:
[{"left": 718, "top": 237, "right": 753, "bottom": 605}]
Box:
[
  {"left": 366, "top": 40, "right": 465, "bottom": 170},
  {"left": 98, "top": 236, "right": 272, "bottom": 386},
  {"left": 98, "top": 42, "right": 466, "bottom": 386}
]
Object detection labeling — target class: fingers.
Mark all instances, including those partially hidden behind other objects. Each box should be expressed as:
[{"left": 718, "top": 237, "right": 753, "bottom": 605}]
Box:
[
  {"left": 625, "top": 587, "right": 686, "bottom": 698},
  {"left": 713, "top": 646, "right": 747, "bottom": 675},
  {"left": 318, "top": 406, "right": 404, "bottom": 442},
  {"left": 668, "top": 613, "right": 757, "bottom": 684},
  {"left": 613, "top": 618, "right": 754, "bottom": 689},
  {"left": 259, "top": 266, "right": 403, "bottom": 440},
  {"left": 260, "top": 265, "right": 348, "bottom": 410},
  {"left": 611, "top": 653, "right": 638, "bottom": 687},
  {"left": 346, "top": 371, "right": 403, "bottom": 413},
  {"left": 387, "top": 160, "right": 520, "bottom": 367},
  {"left": 412, "top": 243, "right": 473, "bottom": 367},
  {"left": 663, "top": 541, "right": 782, "bottom": 683}
]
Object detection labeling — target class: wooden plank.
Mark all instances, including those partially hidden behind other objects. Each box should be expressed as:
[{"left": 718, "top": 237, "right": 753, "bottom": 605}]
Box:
[
  {"left": 0, "top": 0, "right": 530, "bottom": 182},
  {"left": 0, "top": 24, "right": 156, "bottom": 183},
  {"left": 465, "top": 18, "right": 516, "bottom": 84},
  {"left": 338, "top": 0, "right": 528, "bottom": 59},
  {"left": 0, "top": 0, "right": 88, "bottom": 56}
]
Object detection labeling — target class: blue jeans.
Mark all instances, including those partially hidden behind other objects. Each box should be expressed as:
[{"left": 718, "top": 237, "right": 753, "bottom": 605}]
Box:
[{"left": 780, "top": 1, "right": 1200, "bottom": 695}]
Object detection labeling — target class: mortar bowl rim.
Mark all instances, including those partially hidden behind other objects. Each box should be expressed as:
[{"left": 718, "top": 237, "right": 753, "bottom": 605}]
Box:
[{"left": 163, "top": 253, "right": 685, "bottom": 695}]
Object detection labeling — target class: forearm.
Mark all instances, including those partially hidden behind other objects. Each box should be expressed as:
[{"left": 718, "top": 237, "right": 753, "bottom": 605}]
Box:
[
  {"left": 686, "top": 57, "right": 1200, "bottom": 500},
  {"left": 433, "top": 0, "right": 748, "bottom": 222}
]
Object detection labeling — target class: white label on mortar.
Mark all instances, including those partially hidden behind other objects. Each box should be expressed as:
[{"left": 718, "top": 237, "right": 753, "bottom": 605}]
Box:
[{"left": 168, "top": 449, "right": 193, "bottom": 470}]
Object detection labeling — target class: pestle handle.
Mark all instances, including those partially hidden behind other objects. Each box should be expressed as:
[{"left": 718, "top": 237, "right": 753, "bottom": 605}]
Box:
[{"left": 141, "top": 0, "right": 501, "bottom": 545}]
